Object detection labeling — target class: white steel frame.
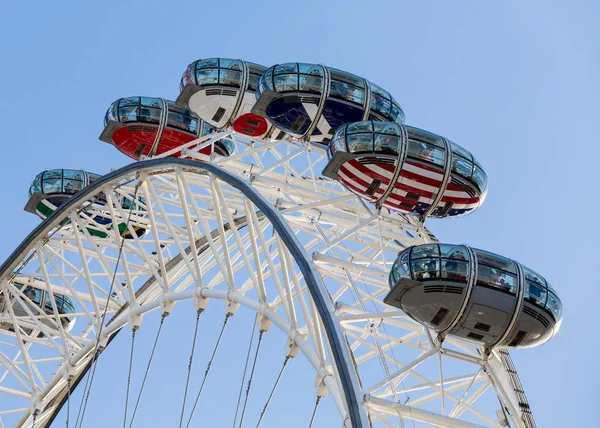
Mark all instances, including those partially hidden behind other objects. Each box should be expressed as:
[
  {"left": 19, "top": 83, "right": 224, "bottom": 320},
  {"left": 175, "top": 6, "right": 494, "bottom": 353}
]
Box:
[{"left": 0, "top": 131, "right": 532, "bottom": 427}]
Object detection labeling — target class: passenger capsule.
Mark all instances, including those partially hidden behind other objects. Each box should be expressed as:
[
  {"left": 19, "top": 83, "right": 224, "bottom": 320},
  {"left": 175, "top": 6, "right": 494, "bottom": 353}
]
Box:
[
  {"left": 322, "top": 121, "right": 487, "bottom": 218},
  {"left": 178, "top": 58, "right": 280, "bottom": 139},
  {"left": 252, "top": 63, "right": 405, "bottom": 145},
  {"left": 24, "top": 169, "right": 147, "bottom": 239},
  {"left": 100, "top": 96, "right": 235, "bottom": 159},
  {"left": 385, "top": 244, "right": 563, "bottom": 348},
  {"left": 0, "top": 276, "right": 76, "bottom": 333}
]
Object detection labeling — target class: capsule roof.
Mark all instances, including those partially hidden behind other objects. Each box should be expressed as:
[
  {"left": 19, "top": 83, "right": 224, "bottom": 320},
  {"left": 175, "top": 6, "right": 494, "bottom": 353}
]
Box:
[
  {"left": 180, "top": 58, "right": 267, "bottom": 93},
  {"left": 28, "top": 169, "right": 99, "bottom": 199},
  {"left": 104, "top": 96, "right": 201, "bottom": 136},
  {"left": 257, "top": 63, "right": 405, "bottom": 125}
]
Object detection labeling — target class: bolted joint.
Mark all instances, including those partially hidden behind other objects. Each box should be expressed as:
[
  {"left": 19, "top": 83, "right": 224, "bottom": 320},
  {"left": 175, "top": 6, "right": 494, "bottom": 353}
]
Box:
[
  {"left": 29, "top": 393, "right": 43, "bottom": 418},
  {"left": 128, "top": 310, "right": 142, "bottom": 331},
  {"left": 161, "top": 297, "right": 175, "bottom": 317},
  {"left": 286, "top": 340, "right": 300, "bottom": 358},
  {"left": 194, "top": 287, "right": 209, "bottom": 312},
  {"left": 224, "top": 297, "right": 240, "bottom": 316},
  {"left": 315, "top": 375, "right": 330, "bottom": 398},
  {"left": 61, "top": 361, "right": 76, "bottom": 382},
  {"left": 259, "top": 315, "right": 271, "bottom": 333},
  {"left": 97, "top": 332, "right": 110, "bottom": 353}
]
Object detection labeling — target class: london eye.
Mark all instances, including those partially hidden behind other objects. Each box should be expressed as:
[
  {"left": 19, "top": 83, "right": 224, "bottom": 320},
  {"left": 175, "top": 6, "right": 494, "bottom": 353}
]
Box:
[{"left": 0, "top": 56, "right": 563, "bottom": 428}]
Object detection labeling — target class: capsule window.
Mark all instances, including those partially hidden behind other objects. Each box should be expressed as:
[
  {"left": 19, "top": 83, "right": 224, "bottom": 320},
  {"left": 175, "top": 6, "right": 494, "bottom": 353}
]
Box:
[
  {"left": 373, "top": 122, "right": 398, "bottom": 134},
  {"left": 329, "top": 68, "right": 364, "bottom": 87},
  {"left": 546, "top": 291, "right": 562, "bottom": 320},
  {"left": 106, "top": 102, "right": 118, "bottom": 124},
  {"left": 472, "top": 165, "right": 487, "bottom": 193},
  {"left": 411, "top": 244, "right": 439, "bottom": 259},
  {"left": 44, "top": 170, "right": 62, "bottom": 180},
  {"left": 545, "top": 280, "right": 558, "bottom": 295},
  {"left": 299, "top": 75, "right": 323, "bottom": 94},
  {"left": 275, "top": 63, "right": 298, "bottom": 74},
  {"left": 258, "top": 67, "right": 274, "bottom": 94},
  {"left": 347, "top": 133, "right": 374, "bottom": 153},
  {"left": 441, "top": 259, "right": 469, "bottom": 283},
  {"left": 195, "top": 69, "right": 219, "bottom": 86},
  {"left": 476, "top": 264, "right": 517, "bottom": 294},
  {"left": 62, "top": 179, "right": 83, "bottom": 195},
  {"left": 374, "top": 134, "right": 399, "bottom": 154},
  {"left": 62, "top": 298, "right": 76, "bottom": 314},
  {"left": 390, "top": 102, "right": 404, "bottom": 124},
  {"left": 217, "top": 138, "right": 236, "bottom": 157},
  {"left": 407, "top": 140, "right": 445, "bottom": 166},
  {"left": 274, "top": 74, "right": 298, "bottom": 92},
  {"left": 29, "top": 175, "right": 42, "bottom": 197},
  {"left": 166, "top": 112, "right": 185, "bottom": 131},
  {"left": 439, "top": 244, "right": 469, "bottom": 260},
  {"left": 411, "top": 258, "right": 439, "bottom": 280},
  {"left": 330, "top": 80, "right": 364, "bottom": 104},
  {"left": 525, "top": 280, "right": 547, "bottom": 308},
  {"left": 22, "top": 287, "right": 41, "bottom": 304},
  {"left": 120, "top": 97, "right": 139, "bottom": 107},
  {"left": 196, "top": 58, "right": 219, "bottom": 68},
  {"left": 219, "top": 69, "right": 242, "bottom": 87},
  {"left": 398, "top": 249, "right": 410, "bottom": 264},
  {"left": 218, "top": 59, "right": 241, "bottom": 70},
  {"left": 390, "top": 260, "right": 411, "bottom": 287},
  {"left": 331, "top": 134, "right": 346, "bottom": 155},
  {"left": 139, "top": 107, "right": 161, "bottom": 124},
  {"left": 347, "top": 121, "right": 373, "bottom": 134},
  {"left": 371, "top": 92, "right": 391, "bottom": 116},
  {"left": 522, "top": 266, "right": 546, "bottom": 287},
  {"left": 118, "top": 106, "right": 139, "bottom": 122},
  {"left": 180, "top": 64, "right": 195, "bottom": 90},
  {"left": 42, "top": 179, "right": 62, "bottom": 194},
  {"left": 140, "top": 97, "right": 161, "bottom": 108},
  {"left": 449, "top": 141, "right": 471, "bottom": 160},
  {"left": 474, "top": 250, "right": 516, "bottom": 273},
  {"left": 63, "top": 170, "right": 83, "bottom": 180},
  {"left": 45, "top": 292, "right": 60, "bottom": 312},
  {"left": 452, "top": 154, "right": 473, "bottom": 179}
]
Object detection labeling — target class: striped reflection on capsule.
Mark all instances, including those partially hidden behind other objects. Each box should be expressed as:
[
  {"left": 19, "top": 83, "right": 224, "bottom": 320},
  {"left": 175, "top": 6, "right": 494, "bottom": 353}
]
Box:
[
  {"left": 384, "top": 244, "right": 563, "bottom": 349},
  {"left": 322, "top": 121, "right": 487, "bottom": 218}
]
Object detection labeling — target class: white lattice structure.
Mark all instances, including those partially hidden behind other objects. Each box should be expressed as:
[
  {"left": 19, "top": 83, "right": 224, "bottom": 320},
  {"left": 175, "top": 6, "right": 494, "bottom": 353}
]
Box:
[{"left": 0, "top": 132, "right": 534, "bottom": 427}]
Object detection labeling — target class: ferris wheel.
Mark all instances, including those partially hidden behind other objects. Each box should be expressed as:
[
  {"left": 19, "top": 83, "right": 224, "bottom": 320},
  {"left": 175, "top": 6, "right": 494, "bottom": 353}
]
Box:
[{"left": 0, "top": 58, "right": 562, "bottom": 428}]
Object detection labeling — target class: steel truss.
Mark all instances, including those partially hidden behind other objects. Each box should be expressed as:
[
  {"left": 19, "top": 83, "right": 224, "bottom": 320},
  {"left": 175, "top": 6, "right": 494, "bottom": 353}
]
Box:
[{"left": 0, "top": 131, "right": 533, "bottom": 427}]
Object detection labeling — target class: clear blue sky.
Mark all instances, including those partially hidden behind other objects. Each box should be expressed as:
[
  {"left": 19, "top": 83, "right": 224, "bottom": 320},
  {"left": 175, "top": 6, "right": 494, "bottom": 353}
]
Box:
[{"left": 0, "top": 1, "right": 598, "bottom": 426}]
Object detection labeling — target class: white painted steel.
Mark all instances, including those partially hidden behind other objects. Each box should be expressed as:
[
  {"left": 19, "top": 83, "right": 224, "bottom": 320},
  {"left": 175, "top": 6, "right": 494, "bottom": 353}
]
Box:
[{"left": 0, "top": 131, "right": 532, "bottom": 427}]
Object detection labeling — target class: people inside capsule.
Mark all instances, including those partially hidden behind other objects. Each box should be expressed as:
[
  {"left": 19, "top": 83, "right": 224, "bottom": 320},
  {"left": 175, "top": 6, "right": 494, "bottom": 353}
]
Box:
[
  {"left": 384, "top": 244, "right": 562, "bottom": 349},
  {"left": 178, "top": 58, "right": 278, "bottom": 139},
  {"left": 322, "top": 121, "right": 487, "bottom": 218},
  {"left": 0, "top": 277, "right": 76, "bottom": 332},
  {"left": 252, "top": 63, "right": 405, "bottom": 145},
  {"left": 100, "top": 96, "right": 235, "bottom": 160},
  {"left": 24, "top": 169, "right": 147, "bottom": 239}
]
